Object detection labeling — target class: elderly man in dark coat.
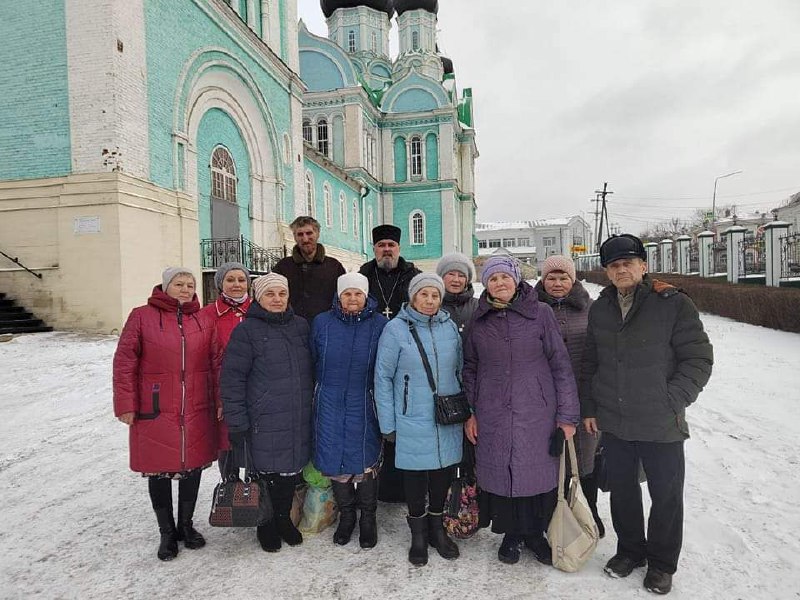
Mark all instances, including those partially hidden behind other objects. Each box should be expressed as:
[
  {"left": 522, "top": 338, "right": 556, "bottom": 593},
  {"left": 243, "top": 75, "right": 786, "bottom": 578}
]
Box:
[{"left": 581, "top": 234, "right": 713, "bottom": 595}]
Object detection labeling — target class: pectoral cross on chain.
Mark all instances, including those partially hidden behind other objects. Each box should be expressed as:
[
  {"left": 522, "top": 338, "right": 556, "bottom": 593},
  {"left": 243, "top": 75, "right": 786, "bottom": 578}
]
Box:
[{"left": 382, "top": 306, "right": 393, "bottom": 318}]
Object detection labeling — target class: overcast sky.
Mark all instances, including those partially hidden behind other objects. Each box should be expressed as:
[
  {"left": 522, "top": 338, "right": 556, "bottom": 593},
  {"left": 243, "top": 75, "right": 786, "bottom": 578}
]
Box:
[{"left": 298, "top": 1, "right": 800, "bottom": 235}]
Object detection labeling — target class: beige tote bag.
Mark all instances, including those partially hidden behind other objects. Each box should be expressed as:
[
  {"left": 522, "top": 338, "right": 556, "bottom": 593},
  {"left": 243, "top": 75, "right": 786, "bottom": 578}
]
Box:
[{"left": 547, "top": 437, "right": 599, "bottom": 572}]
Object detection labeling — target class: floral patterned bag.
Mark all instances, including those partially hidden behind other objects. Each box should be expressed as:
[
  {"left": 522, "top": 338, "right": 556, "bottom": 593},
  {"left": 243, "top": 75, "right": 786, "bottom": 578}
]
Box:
[{"left": 444, "top": 444, "right": 480, "bottom": 539}]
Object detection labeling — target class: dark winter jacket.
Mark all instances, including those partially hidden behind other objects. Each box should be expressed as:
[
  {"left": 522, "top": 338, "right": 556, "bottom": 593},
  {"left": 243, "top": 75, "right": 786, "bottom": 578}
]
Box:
[
  {"left": 113, "top": 287, "right": 220, "bottom": 473},
  {"left": 534, "top": 279, "right": 596, "bottom": 476},
  {"left": 375, "top": 304, "right": 463, "bottom": 471},
  {"left": 359, "top": 257, "right": 421, "bottom": 319},
  {"left": 273, "top": 244, "right": 345, "bottom": 321},
  {"left": 442, "top": 285, "right": 479, "bottom": 342},
  {"left": 462, "top": 281, "right": 580, "bottom": 498},
  {"left": 311, "top": 296, "right": 388, "bottom": 477},
  {"left": 220, "top": 302, "right": 314, "bottom": 474},
  {"left": 579, "top": 276, "right": 713, "bottom": 443}
]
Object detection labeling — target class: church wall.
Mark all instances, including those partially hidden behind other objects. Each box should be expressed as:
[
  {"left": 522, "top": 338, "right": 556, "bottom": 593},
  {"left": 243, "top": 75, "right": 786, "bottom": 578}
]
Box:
[
  {"left": 390, "top": 187, "right": 443, "bottom": 261},
  {"left": 0, "top": 1, "right": 71, "bottom": 181}
]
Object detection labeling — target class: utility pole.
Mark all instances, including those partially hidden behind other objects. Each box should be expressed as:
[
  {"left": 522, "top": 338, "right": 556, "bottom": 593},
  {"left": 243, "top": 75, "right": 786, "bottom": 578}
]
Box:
[
  {"left": 590, "top": 194, "right": 601, "bottom": 252},
  {"left": 594, "top": 182, "right": 614, "bottom": 248}
]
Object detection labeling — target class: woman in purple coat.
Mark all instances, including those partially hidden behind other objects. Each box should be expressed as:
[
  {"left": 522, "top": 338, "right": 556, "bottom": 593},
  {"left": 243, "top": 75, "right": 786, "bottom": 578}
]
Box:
[{"left": 463, "top": 256, "right": 580, "bottom": 565}]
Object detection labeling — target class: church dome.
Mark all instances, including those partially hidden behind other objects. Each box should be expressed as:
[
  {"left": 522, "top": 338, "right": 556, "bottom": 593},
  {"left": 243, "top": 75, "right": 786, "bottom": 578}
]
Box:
[
  {"left": 321, "top": 0, "right": 395, "bottom": 18},
  {"left": 440, "top": 55, "right": 454, "bottom": 75},
  {"left": 394, "top": 0, "right": 438, "bottom": 15}
]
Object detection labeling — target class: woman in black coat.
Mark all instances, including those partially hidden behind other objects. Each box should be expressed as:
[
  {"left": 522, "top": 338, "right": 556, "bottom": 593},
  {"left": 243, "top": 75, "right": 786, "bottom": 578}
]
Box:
[
  {"left": 221, "top": 272, "right": 314, "bottom": 553},
  {"left": 436, "top": 253, "right": 478, "bottom": 341}
]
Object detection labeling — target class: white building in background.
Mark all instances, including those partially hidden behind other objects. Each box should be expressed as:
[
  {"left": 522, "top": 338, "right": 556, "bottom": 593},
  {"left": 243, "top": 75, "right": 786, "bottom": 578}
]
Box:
[
  {"left": 774, "top": 191, "right": 800, "bottom": 232},
  {"left": 476, "top": 215, "right": 591, "bottom": 268}
]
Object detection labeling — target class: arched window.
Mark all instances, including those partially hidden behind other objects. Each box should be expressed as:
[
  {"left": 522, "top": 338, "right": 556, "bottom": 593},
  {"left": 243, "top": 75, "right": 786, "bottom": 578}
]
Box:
[
  {"left": 338, "top": 192, "right": 347, "bottom": 232},
  {"left": 323, "top": 183, "right": 333, "bottom": 227},
  {"left": 304, "top": 171, "right": 315, "bottom": 216},
  {"left": 348, "top": 30, "right": 357, "bottom": 53},
  {"left": 211, "top": 146, "right": 237, "bottom": 204},
  {"left": 317, "top": 118, "right": 329, "bottom": 157},
  {"left": 352, "top": 200, "right": 360, "bottom": 239},
  {"left": 282, "top": 133, "right": 292, "bottom": 165},
  {"left": 411, "top": 30, "right": 420, "bottom": 51},
  {"left": 410, "top": 136, "right": 423, "bottom": 178},
  {"left": 410, "top": 210, "right": 425, "bottom": 245},
  {"left": 302, "top": 119, "right": 313, "bottom": 145},
  {"left": 371, "top": 31, "right": 378, "bottom": 53}
]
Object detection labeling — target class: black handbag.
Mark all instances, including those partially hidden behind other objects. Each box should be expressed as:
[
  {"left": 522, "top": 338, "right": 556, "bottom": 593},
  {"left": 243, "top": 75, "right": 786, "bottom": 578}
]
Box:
[
  {"left": 209, "top": 441, "right": 273, "bottom": 528},
  {"left": 407, "top": 322, "right": 471, "bottom": 425}
]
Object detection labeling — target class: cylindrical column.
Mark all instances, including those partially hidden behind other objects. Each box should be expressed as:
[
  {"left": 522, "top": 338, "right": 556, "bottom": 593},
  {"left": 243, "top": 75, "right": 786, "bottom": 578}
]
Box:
[
  {"left": 660, "top": 238, "right": 674, "bottom": 273},
  {"left": 764, "top": 221, "right": 790, "bottom": 287},
  {"left": 675, "top": 235, "right": 691, "bottom": 274},
  {"left": 724, "top": 225, "right": 748, "bottom": 283},
  {"left": 698, "top": 231, "right": 715, "bottom": 278},
  {"left": 645, "top": 242, "right": 659, "bottom": 273}
]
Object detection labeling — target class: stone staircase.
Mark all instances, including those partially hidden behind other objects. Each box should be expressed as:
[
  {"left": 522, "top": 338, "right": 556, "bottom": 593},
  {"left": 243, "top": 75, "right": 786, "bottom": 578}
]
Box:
[{"left": 0, "top": 292, "right": 53, "bottom": 334}]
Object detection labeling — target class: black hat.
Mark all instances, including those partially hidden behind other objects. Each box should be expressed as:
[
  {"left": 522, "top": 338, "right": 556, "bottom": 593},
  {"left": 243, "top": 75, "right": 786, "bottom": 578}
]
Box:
[
  {"left": 372, "top": 224, "right": 402, "bottom": 245},
  {"left": 599, "top": 234, "right": 647, "bottom": 267}
]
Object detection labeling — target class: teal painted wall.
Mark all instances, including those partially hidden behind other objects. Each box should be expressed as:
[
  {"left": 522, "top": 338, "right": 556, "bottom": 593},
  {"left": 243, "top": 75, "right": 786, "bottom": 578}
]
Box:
[
  {"left": 392, "top": 188, "right": 442, "bottom": 260},
  {"left": 0, "top": 1, "right": 70, "bottom": 180},
  {"left": 393, "top": 137, "right": 407, "bottom": 183},
  {"left": 303, "top": 159, "right": 374, "bottom": 256},
  {"left": 143, "top": 0, "right": 292, "bottom": 201},
  {"left": 425, "top": 133, "right": 438, "bottom": 179},
  {"left": 392, "top": 88, "right": 439, "bottom": 112},
  {"left": 196, "top": 108, "right": 252, "bottom": 241},
  {"left": 299, "top": 51, "right": 345, "bottom": 91}
]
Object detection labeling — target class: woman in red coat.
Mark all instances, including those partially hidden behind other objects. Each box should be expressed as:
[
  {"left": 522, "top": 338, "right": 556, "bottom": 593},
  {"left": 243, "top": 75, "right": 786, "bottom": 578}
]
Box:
[
  {"left": 113, "top": 267, "right": 221, "bottom": 561},
  {"left": 199, "top": 262, "right": 252, "bottom": 465}
]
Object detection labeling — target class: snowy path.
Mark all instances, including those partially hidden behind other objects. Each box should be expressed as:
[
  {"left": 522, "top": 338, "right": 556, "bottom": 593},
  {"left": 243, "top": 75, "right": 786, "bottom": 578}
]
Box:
[{"left": 1, "top": 287, "right": 799, "bottom": 599}]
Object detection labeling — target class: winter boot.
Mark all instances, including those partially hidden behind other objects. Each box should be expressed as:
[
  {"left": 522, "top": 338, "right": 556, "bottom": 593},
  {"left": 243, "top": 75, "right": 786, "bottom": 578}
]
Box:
[
  {"left": 580, "top": 474, "right": 605, "bottom": 538},
  {"left": 331, "top": 481, "right": 358, "bottom": 546},
  {"left": 176, "top": 500, "right": 206, "bottom": 549},
  {"left": 406, "top": 514, "right": 429, "bottom": 566},
  {"left": 269, "top": 476, "right": 303, "bottom": 547},
  {"left": 498, "top": 534, "right": 522, "bottom": 564},
  {"left": 524, "top": 534, "right": 553, "bottom": 565},
  {"left": 427, "top": 512, "right": 459, "bottom": 559},
  {"left": 356, "top": 478, "right": 378, "bottom": 549},
  {"left": 257, "top": 520, "right": 281, "bottom": 552},
  {"left": 154, "top": 508, "right": 179, "bottom": 561}
]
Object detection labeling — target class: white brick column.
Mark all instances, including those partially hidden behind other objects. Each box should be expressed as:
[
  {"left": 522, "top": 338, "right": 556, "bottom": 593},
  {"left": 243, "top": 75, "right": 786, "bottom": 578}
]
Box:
[
  {"left": 724, "top": 225, "right": 748, "bottom": 283},
  {"left": 675, "top": 235, "right": 691, "bottom": 274},
  {"left": 764, "top": 221, "right": 790, "bottom": 287},
  {"left": 698, "top": 231, "right": 715, "bottom": 278}
]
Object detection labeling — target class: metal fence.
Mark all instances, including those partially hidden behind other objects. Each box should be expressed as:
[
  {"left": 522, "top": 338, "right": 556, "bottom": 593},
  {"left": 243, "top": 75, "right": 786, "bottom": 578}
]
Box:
[
  {"left": 710, "top": 240, "right": 727, "bottom": 274},
  {"left": 200, "top": 236, "right": 284, "bottom": 273},
  {"left": 689, "top": 242, "right": 699, "bottom": 273},
  {"left": 781, "top": 233, "right": 800, "bottom": 279},
  {"left": 739, "top": 236, "right": 765, "bottom": 277}
]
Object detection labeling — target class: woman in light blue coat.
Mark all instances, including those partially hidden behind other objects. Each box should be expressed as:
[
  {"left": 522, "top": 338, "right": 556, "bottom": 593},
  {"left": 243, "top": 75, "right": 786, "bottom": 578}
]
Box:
[{"left": 375, "top": 273, "right": 463, "bottom": 567}]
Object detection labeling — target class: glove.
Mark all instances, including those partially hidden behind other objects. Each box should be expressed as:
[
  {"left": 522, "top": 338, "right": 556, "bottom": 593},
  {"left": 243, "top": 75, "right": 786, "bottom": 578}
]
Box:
[
  {"left": 549, "top": 427, "right": 565, "bottom": 457},
  {"left": 383, "top": 432, "right": 396, "bottom": 443}
]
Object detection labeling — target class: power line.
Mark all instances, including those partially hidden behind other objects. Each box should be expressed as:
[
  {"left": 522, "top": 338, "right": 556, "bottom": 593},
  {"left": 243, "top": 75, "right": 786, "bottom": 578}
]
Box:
[{"left": 612, "top": 184, "right": 799, "bottom": 202}]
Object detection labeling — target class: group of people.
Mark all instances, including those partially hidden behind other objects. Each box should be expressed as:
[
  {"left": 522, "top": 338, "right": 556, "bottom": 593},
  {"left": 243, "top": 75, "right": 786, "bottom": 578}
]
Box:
[{"left": 113, "top": 223, "right": 712, "bottom": 596}]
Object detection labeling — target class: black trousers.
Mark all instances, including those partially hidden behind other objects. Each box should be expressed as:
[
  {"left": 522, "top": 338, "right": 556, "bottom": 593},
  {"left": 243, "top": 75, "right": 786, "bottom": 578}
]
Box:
[
  {"left": 402, "top": 467, "right": 452, "bottom": 517},
  {"left": 603, "top": 432, "right": 685, "bottom": 574},
  {"left": 148, "top": 471, "right": 202, "bottom": 511}
]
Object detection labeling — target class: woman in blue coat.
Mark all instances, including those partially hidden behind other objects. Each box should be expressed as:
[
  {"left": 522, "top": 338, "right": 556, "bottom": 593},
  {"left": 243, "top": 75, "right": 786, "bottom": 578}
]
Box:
[
  {"left": 312, "top": 273, "right": 388, "bottom": 549},
  {"left": 221, "top": 272, "right": 314, "bottom": 553},
  {"left": 375, "top": 273, "right": 463, "bottom": 566}
]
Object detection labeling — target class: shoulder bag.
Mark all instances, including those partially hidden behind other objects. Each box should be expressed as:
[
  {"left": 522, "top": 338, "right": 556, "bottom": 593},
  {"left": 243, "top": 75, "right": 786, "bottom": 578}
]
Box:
[
  {"left": 548, "top": 437, "right": 598, "bottom": 572},
  {"left": 209, "top": 441, "right": 273, "bottom": 528},
  {"left": 407, "top": 321, "right": 471, "bottom": 425}
]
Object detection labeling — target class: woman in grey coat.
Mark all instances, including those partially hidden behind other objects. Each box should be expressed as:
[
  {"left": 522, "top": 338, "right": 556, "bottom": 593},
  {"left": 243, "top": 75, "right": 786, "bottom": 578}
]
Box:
[
  {"left": 534, "top": 255, "right": 604, "bottom": 537},
  {"left": 436, "top": 253, "right": 478, "bottom": 341}
]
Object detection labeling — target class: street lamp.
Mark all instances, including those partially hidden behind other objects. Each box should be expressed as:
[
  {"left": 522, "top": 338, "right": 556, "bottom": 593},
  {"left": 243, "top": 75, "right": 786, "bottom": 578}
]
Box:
[{"left": 711, "top": 170, "right": 742, "bottom": 235}]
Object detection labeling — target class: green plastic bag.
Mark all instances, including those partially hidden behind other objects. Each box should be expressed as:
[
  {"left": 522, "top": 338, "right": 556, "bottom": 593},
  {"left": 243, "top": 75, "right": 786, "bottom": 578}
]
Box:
[{"left": 302, "top": 462, "right": 331, "bottom": 489}]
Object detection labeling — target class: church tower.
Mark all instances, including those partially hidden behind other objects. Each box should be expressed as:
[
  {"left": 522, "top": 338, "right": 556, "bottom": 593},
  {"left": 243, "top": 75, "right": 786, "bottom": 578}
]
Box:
[
  {"left": 321, "top": 0, "right": 394, "bottom": 58},
  {"left": 393, "top": 0, "right": 443, "bottom": 81}
]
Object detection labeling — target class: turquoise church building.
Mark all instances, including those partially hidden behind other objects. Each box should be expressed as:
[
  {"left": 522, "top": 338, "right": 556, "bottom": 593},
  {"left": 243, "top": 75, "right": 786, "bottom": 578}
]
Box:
[{"left": 0, "top": 0, "right": 477, "bottom": 332}]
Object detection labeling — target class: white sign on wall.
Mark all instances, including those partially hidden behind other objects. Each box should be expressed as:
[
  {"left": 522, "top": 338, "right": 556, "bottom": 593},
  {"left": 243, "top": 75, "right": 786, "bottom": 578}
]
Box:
[{"left": 73, "top": 216, "right": 101, "bottom": 235}]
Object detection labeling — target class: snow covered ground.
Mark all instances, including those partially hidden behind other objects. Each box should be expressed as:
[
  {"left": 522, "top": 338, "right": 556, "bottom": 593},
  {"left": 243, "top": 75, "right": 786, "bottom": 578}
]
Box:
[{"left": 1, "top": 283, "right": 799, "bottom": 599}]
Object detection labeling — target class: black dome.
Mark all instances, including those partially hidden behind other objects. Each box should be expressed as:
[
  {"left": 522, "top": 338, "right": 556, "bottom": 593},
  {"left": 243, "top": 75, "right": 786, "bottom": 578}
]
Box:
[
  {"left": 394, "top": 0, "right": 438, "bottom": 15},
  {"left": 321, "top": 0, "right": 394, "bottom": 18},
  {"left": 440, "top": 55, "right": 454, "bottom": 75}
]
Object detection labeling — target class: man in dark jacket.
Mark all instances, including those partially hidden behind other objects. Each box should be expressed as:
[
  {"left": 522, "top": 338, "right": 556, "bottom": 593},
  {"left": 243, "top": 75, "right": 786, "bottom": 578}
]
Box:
[
  {"left": 359, "top": 224, "right": 420, "bottom": 503},
  {"left": 273, "top": 216, "right": 345, "bottom": 321},
  {"left": 581, "top": 234, "right": 713, "bottom": 596},
  {"left": 359, "top": 224, "right": 421, "bottom": 320}
]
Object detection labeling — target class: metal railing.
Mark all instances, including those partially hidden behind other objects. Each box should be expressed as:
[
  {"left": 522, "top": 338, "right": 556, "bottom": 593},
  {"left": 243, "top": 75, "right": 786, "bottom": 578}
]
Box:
[
  {"left": 689, "top": 243, "right": 699, "bottom": 273},
  {"left": 710, "top": 240, "right": 727, "bottom": 275},
  {"left": 780, "top": 233, "right": 800, "bottom": 279},
  {"left": 0, "top": 250, "right": 42, "bottom": 279},
  {"left": 739, "top": 236, "right": 765, "bottom": 277},
  {"left": 200, "top": 235, "right": 284, "bottom": 274}
]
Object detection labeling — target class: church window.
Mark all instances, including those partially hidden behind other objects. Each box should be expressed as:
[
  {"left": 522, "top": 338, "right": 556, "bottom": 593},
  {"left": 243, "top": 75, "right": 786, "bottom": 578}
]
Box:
[
  {"left": 348, "top": 30, "right": 357, "bottom": 53},
  {"left": 371, "top": 31, "right": 378, "bottom": 53},
  {"left": 411, "top": 30, "right": 420, "bottom": 51},
  {"left": 488, "top": 239, "right": 501, "bottom": 248},
  {"left": 305, "top": 171, "right": 315, "bottom": 216},
  {"left": 323, "top": 183, "right": 333, "bottom": 227},
  {"left": 371, "top": 137, "right": 377, "bottom": 173},
  {"left": 410, "top": 210, "right": 426, "bottom": 245},
  {"left": 339, "top": 192, "right": 347, "bottom": 232},
  {"left": 211, "top": 146, "right": 237, "bottom": 205},
  {"left": 352, "top": 200, "right": 360, "bottom": 239},
  {"left": 410, "top": 136, "right": 423, "bottom": 179},
  {"left": 303, "top": 119, "right": 313, "bottom": 145},
  {"left": 317, "top": 118, "right": 329, "bottom": 157},
  {"left": 282, "top": 133, "right": 292, "bottom": 165}
]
